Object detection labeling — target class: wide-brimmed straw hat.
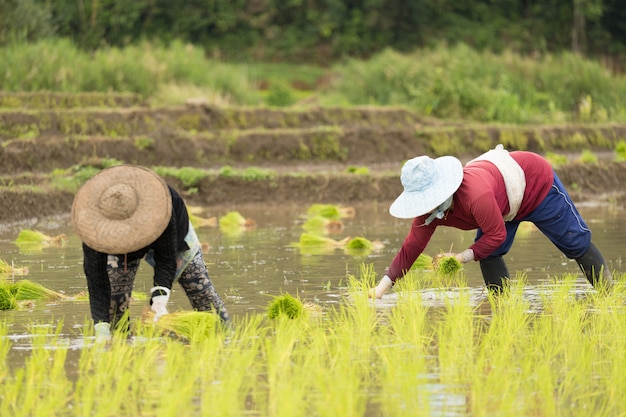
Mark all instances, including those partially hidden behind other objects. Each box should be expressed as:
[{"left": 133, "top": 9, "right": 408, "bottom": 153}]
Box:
[
  {"left": 71, "top": 165, "right": 172, "bottom": 254},
  {"left": 389, "top": 155, "right": 463, "bottom": 219}
]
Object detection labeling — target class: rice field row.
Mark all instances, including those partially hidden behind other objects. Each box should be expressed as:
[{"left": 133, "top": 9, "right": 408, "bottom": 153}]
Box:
[{"left": 1, "top": 267, "right": 625, "bottom": 417}]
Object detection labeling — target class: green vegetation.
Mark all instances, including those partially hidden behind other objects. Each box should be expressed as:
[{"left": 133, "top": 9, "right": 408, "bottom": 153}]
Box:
[
  {"left": 615, "top": 140, "right": 626, "bottom": 162},
  {"left": 2, "top": 41, "right": 626, "bottom": 124},
  {"left": 1, "top": 269, "right": 626, "bottom": 415}
]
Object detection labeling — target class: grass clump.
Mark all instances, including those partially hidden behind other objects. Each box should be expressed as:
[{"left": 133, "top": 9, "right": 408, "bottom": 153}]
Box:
[{"left": 266, "top": 293, "right": 305, "bottom": 320}]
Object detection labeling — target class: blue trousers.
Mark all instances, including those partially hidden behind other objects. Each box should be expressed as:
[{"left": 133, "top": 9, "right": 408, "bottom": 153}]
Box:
[{"left": 477, "top": 172, "right": 591, "bottom": 260}]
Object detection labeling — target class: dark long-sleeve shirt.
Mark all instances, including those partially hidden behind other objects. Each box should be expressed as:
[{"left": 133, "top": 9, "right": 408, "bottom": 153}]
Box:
[
  {"left": 387, "top": 151, "right": 553, "bottom": 282},
  {"left": 83, "top": 186, "right": 190, "bottom": 322}
]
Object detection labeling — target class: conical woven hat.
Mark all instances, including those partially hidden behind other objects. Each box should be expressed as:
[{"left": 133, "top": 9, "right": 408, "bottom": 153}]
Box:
[{"left": 71, "top": 165, "right": 172, "bottom": 254}]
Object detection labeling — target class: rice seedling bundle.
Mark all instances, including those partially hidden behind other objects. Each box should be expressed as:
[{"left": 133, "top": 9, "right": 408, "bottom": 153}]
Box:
[
  {"left": 0, "top": 259, "right": 29, "bottom": 275},
  {"left": 267, "top": 293, "right": 305, "bottom": 320},
  {"left": 15, "top": 229, "right": 66, "bottom": 246},
  {"left": 346, "top": 237, "right": 374, "bottom": 251},
  {"left": 306, "top": 204, "right": 355, "bottom": 220},
  {"left": 11, "top": 279, "right": 65, "bottom": 301},
  {"left": 148, "top": 310, "right": 220, "bottom": 340},
  {"left": 0, "top": 283, "right": 17, "bottom": 310},
  {"left": 297, "top": 233, "right": 349, "bottom": 249},
  {"left": 302, "top": 215, "right": 344, "bottom": 235},
  {"left": 189, "top": 212, "right": 218, "bottom": 228}
]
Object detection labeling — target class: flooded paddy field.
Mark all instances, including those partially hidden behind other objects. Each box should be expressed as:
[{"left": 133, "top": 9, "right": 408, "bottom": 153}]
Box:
[{"left": 0, "top": 202, "right": 625, "bottom": 417}]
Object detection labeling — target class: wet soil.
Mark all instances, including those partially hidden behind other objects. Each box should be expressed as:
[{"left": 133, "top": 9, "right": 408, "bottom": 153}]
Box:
[{"left": 1, "top": 98, "right": 625, "bottom": 223}]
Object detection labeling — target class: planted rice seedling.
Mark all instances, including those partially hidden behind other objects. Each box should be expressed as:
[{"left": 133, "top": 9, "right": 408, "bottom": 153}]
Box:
[{"left": 2, "top": 268, "right": 626, "bottom": 416}]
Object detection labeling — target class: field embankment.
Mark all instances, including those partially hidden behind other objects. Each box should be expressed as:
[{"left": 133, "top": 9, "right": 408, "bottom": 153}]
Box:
[{"left": 1, "top": 92, "right": 625, "bottom": 223}]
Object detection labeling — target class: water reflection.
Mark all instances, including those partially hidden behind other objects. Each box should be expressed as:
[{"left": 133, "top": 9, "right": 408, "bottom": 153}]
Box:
[{"left": 0, "top": 202, "right": 624, "bottom": 330}]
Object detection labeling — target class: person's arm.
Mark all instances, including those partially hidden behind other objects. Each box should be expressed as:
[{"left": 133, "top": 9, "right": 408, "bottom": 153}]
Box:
[
  {"left": 370, "top": 218, "right": 436, "bottom": 298},
  {"left": 82, "top": 244, "right": 111, "bottom": 323},
  {"left": 151, "top": 217, "right": 179, "bottom": 290},
  {"left": 387, "top": 218, "right": 437, "bottom": 281},
  {"left": 467, "top": 193, "right": 508, "bottom": 261}
]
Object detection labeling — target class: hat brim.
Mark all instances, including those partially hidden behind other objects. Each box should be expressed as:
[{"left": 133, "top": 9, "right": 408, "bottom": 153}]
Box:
[
  {"left": 71, "top": 165, "right": 172, "bottom": 254},
  {"left": 389, "top": 156, "right": 463, "bottom": 219}
]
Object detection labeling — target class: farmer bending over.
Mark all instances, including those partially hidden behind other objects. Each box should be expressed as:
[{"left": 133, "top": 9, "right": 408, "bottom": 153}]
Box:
[
  {"left": 370, "top": 145, "right": 613, "bottom": 298},
  {"left": 72, "top": 164, "right": 229, "bottom": 342}
]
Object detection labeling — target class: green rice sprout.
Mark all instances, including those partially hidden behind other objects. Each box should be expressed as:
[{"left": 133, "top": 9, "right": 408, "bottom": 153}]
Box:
[
  {"left": 267, "top": 293, "right": 305, "bottom": 320},
  {"left": 12, "top": 280, "right": 65, "bottom": 301},
  {"left": 436, "top": 256, "right": 462, "bottom": 276}
]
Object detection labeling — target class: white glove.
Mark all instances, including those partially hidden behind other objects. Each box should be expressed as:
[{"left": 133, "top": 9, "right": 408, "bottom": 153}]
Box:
[
  {"left": 368, "top": 275, "right": 393, "bottom": 299},
  {"left": 94, "top": 322, "right": 111, "bottom": 344},
  {"left": 150, "top": 286, "right": 171, "bottom": 322}
]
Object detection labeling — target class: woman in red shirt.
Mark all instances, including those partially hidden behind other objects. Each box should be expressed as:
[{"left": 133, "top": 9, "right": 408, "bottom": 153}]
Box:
[{"left": 370, "top": 146, "right": 613, "bottom": 298}]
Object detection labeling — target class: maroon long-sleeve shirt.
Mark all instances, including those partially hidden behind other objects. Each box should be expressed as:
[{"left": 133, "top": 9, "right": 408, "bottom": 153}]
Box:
[{"left": 387, "top": 151, "right": 554, "bottom": 283}]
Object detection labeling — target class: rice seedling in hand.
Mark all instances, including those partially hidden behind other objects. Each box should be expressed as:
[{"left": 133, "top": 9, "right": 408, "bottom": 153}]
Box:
[
  {"left": 433, "top": 254, "right": 462, "bottom": 276},
  {"left": 266, "top": 293, "right": 305, "bottom": 320},
  {"left": 0, "top": 259, "right": 29, "bottom": 275}
]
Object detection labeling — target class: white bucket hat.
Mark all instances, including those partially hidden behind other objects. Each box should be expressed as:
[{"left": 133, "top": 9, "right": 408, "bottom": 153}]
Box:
[
  {"left": 71, "top": 165, "right": 172, "bottom": 254},
  {"left": 389, "top": 155, "right": 463, "bottom": 219}
]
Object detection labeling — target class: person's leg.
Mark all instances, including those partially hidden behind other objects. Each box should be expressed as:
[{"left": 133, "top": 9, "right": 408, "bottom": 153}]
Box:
[
  {"left": 178, "top": 251, "right": 230, "bottom": 323},
  {"left": 475, "top": 222, "right": 519, "bottom": 292},
  {"left": 527, "top": 173, "right": 612, "bottom": 289},
  {"left": 479, "top": 256, "right": 510, "bottom": 293},
  {"left": 575, "top": 242, "right": 613, "bottom": 290},
  {"left": 107, "top": 255, "right": 141, "bottom": 329}
]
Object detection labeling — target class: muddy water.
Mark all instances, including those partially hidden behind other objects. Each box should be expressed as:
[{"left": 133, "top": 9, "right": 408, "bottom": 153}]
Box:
[{"left": 0, "top": 201, "right": 624, "bottom": 344}]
